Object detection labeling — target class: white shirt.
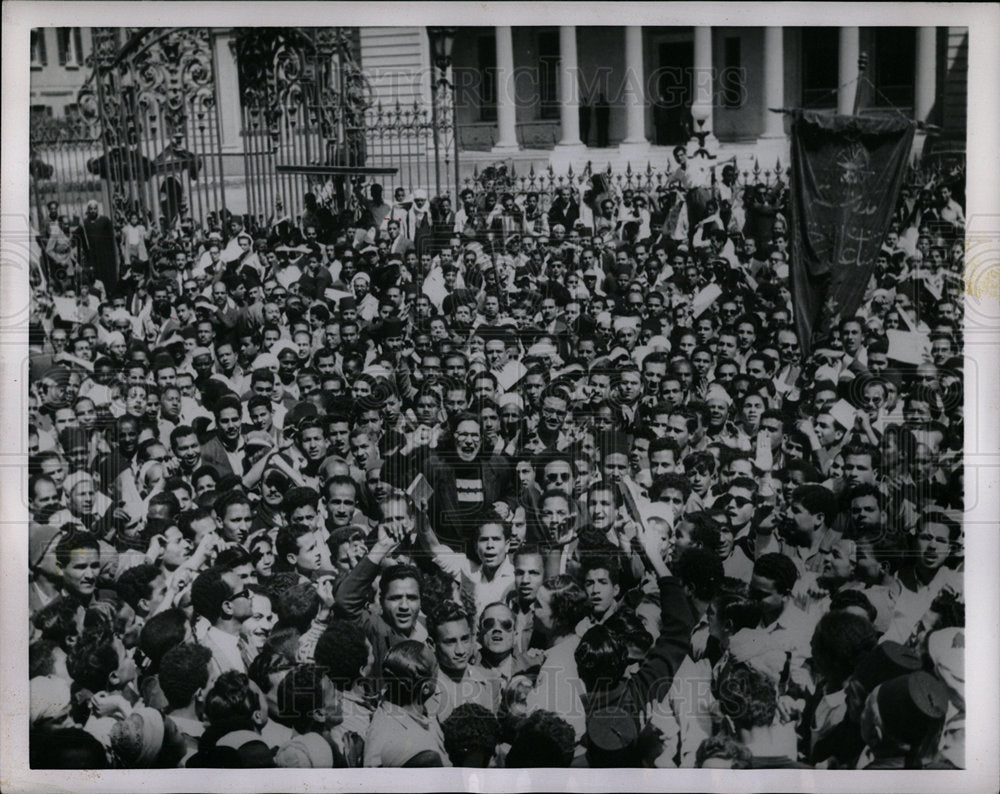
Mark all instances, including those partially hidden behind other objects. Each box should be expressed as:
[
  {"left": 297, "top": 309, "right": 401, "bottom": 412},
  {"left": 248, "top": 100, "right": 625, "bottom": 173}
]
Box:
[
  {"left": 526, "top": 633, "right": 587, "bottom": 742},
  {"left": 432, "top": 554, "right": 516, "bottom": 622}
]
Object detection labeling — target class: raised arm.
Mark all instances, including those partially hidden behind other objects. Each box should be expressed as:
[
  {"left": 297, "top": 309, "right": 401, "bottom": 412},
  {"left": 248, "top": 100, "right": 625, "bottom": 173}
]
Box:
[{"left": 335, "top": 533, "right": 399, "bottom": 618}]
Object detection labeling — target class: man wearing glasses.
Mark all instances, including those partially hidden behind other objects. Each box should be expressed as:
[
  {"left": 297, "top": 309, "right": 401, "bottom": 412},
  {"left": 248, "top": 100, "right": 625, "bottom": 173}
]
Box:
[
  {"left": 191, "top": 566, "right": 254, "bottom": 682},
  {"left": 475, "top": 602, "right": 535, "bottom": 709}
]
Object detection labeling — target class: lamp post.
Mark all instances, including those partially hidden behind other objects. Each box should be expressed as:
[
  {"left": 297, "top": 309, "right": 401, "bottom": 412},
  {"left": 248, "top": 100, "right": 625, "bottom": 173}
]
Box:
[{"left": 427, "top": 27, "right": 458, "bottom": 201}]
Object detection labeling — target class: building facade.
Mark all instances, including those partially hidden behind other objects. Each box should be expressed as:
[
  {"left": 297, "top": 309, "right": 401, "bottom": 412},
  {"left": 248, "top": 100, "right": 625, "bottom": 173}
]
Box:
[
  {"left": 359, "top": 25, "right": 968, "bottom": 174},
  {"left": 27, "top": 26, "right": 967, "bottom": 219},
  {"left": 29, "top": 27, "right": 92, "bottom": 119}
]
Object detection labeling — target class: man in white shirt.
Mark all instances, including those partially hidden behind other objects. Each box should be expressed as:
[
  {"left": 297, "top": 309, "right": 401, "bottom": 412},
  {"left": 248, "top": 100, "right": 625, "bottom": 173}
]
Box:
[{"left": 191, "top": 567, "right": 252, "bottom": 685}]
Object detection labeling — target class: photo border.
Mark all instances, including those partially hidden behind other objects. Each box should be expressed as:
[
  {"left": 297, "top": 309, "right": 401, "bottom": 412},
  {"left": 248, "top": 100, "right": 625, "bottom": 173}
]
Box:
[{"left": 3, "top": 3, "right": 997, "bottom": 792}]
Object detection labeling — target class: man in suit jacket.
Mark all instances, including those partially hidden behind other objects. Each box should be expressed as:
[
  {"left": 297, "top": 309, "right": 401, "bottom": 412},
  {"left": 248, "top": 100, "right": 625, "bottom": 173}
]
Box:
[
  {"left": 78, "top": 200, "right": 120, "bottom": 298},
  {"left": 199, "top": 394, "right": 245, "bottom": 479}
]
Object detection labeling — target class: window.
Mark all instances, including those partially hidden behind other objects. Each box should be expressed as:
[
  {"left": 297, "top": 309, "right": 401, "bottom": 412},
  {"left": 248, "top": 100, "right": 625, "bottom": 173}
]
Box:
[
  {"left": 30, "top": 105, "right": 53, "bottom": 120},
  {"left": 538, "top": 30, "right": 560, "bottom": 120},
  {"left": 30, "top": 28, "right": 47, "bottom": 68},
  {"left": 56, "top": 28, "right": 84, "bottom": 68},
  {"left": 64, "top": 103, "right": 81, "bottom": 121},
  {"left": 477, "top": 33, "right": 497, "bottom": 122},
  {"left": 801, "top": 28, "right": 839, "bottom": 108},
  {"left": 873, "top": 27, "right": 916, "bottom": 108},
  {"left": 721, "top": 36, "right": 743, "bottom": 109}
]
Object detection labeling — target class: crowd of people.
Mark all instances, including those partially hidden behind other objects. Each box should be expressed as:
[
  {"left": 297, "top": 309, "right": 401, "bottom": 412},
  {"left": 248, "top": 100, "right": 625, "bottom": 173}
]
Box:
[{"left": 26, "top": 141, "right": 966, "bottom": 771}]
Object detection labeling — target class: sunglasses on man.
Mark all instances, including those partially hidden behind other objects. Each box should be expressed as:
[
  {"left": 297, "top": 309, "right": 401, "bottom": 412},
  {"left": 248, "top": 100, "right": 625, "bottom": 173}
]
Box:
[{"left": 481, "top": 617, "right": 514, "bottom": 632}]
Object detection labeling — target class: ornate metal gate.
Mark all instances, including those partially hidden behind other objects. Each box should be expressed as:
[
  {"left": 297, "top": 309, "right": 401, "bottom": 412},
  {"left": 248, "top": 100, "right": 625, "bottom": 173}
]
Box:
[
  {"left": 78, "top": 27, "right": 228, "bottom": 229},
  {"left": 230, "top": 27, "right": 373, "bottom": 224},
  {"left": 28, "top": 114, "right": 106, "bottom": 228},
  {"left": 34, "top": 27, "right": 459, "bottom": 233}
]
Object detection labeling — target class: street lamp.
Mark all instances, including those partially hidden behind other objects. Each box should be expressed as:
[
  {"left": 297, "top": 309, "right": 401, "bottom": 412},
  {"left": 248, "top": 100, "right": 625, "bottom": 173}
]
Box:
[
  {"left": 428, "top": 27, "right": 457, "bottom": 72},
  {"left": 427, "top": 27, "right": 459, "bottom": 200}
]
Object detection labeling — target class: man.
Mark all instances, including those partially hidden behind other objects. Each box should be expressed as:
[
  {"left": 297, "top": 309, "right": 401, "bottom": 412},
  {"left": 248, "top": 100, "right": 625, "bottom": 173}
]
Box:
[
  {"left": 475, "top": 601, "right": 534, "bottom": 707},
  {"left": 190, "top": 566, "right": 253, "bottom": 681},
  {"left": 335, "top": 527, "right": 427, "bottom": 683},
  {"left": 757, "top": 484, "right": 841, "bottom": 575},
  {"left": 425, "top": 602, "right": 494, "bottom": 721},
  {"left": 200, "top": 395, "right": 245, "bottom": 479},
  {"left": 509, "top": 545, "right": 546, "bottom": 654},
  {"left": 170, "top": 424, "right": 204, "bottom": 479},
  {"left": 577, "top": 556, "right": 623, "bottom": 634},
  {"left": 423, "top": 510, "right": 516, "bottom": 621},
  {"left": 363, "top": 640, "right": 450, "bottom": 767},
  {"left": 78, "top": 201, "right": 119, "bottom": 298},
  {"left": 276, "top": 523, "right": 324, "bottom": 583},
  {"left": 54, "top": 531, "right": 102, "bottom": 610},
  {"left": 857, "top": 672, "right": 949, "bottom": 769},
  {"left": 747, "top": 553, "right": 815, "bottom": 696}
]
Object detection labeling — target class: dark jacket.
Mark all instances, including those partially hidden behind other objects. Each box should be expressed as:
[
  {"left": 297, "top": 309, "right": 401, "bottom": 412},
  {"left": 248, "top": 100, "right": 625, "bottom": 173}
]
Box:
[
  {"left": 200, "top": 434, "right": 237, "bottom": 479},
  {"left": 384, "top": 447, "right": 514, "bottom": 552},
  {"left": 334, "top": 556, "right": 428, "bottom": 684},
  {"left": 580, "top": 576, "right": 697, "bottom": 734}
]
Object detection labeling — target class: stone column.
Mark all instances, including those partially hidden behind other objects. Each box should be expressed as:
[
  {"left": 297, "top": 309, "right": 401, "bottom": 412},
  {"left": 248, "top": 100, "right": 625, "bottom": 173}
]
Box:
[
  {"left": 838, "top": 27, "right": 860, "bottom": 115},
  {"left": 761, "top": 27, "right": 785, "bottom": 138},
  {"left": 620, "top": 26, "right": 648, "bottom": 150},
  {"left": 213, "top": 29, "right": 243, "bottom": 153},
  {"left": 690, "top": 26, "right": 716, "bottom": 144},
  {"left": 556, "top": 25, "right": 583, "bottom": 148},
  {"left": 492, "top": 26, "right": 519, "bottom": 152},
  {"left": 914, "top": 27, "right": 937, "bottom": 123}
]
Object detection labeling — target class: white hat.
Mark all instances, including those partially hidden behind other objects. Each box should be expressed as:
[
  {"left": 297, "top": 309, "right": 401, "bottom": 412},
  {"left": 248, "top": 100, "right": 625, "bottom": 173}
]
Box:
[
  {"left": 613, "top": 315, "right": 640, "bottom": 333},
  {"left": 250, "top": 352, "right": 280, "bottom": 372},
  {"left": 499, "top": 393, "right": 524, "bottom": 410},
  {"left": 705, "top": 382, "right": 733, "bottom": 407}
]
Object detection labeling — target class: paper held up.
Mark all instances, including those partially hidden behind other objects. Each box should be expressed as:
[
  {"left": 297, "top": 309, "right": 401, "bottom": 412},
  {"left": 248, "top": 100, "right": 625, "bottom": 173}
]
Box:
[
  {"left": 407, "top": 473, "right": 433, "bottom": 508},
  {"left": 828, "top": 399, "right": 857, "bottom": 431},
  {"left": 619, "top": 476, "right": 674, "bottom": 534},
  {"left": 495, "top": 360, "right": 527, "bottom": 393},
  {"left": 886, "top": 329, "right": 931, "bottom": 365},
  {"left": 691, "top": 283, "right": 723, "bottom": 318},
  {"left": 323, "top": 287, "right": 353, "bottom": 305},
  {"left": 53, "top": 297, "right": 86, "bottom": 323}
]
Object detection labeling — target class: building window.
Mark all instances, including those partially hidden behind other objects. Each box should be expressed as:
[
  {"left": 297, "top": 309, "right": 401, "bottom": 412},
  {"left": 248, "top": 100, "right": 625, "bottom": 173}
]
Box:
[
  {"left": 30, "top": 105, "right": 53, "bottom": 121},
  {"left": 31, "top": 28, "right": 47, "bottom": 68},
  {"left": 538, "top": 30, "right": 560, "bottom": 120},
  {"left": 721, "top": 36, "right": 743, "bottom": 109},
  {"left": 873, "top": 27, "right": 916, "bottom": 108},
  {"left": 801, "top": 28, "right": 839, "bottom": 108},
  {"left": 477, "top": 33, "right": 497, "bottom": 122},
  {"left": 56, "top": 28, "right": 84, "bottom": 68}
]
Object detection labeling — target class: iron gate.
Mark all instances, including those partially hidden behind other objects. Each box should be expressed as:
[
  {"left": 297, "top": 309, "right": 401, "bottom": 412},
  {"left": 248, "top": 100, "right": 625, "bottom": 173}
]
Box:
[
  {"left": 28, "top": 115, "right": 106, "bottom": 229},
  {"left": 76, "top": 27, "right": 229, "bottom": 230},
  {"left": 32, "top": 27, "right": 460, "bottom": 233}
]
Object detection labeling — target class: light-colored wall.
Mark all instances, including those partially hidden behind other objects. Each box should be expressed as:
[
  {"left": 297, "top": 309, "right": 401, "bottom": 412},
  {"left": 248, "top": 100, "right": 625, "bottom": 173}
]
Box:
[
  {"left": 29, "top": 27, "right": 92, "bottom": 116},
  {"left": 358, "top": 27, "right": 430, "bottom": 108}
]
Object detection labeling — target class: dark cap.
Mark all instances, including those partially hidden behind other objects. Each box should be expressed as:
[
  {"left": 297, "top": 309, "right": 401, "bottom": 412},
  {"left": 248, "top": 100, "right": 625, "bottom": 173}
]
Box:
[
  {"left": 58, "top": 427, "right": 91, "bottom": 451},
  {"left": 876, "top": 671, "right": 949, "bottom": 746},
  {"left": 284, "top": 401, "right": 319, "bottom": 431},
  {"left": 852, "top": 640, "right": 922, "bottom": 692},
  {"left": 585, "top": 707, "right": 638, "bottom": 753},
  {"left": 380, "top": 317, "right": 405, "bottom": 339},
  {"left": 339, "top": 296, "right": 357, "bottom": 311}
]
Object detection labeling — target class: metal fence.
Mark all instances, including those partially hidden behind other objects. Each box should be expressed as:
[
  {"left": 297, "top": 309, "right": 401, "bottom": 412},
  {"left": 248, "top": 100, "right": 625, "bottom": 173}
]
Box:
[{"left": 29, "top": 117, "right": 106, "bottom": 228}]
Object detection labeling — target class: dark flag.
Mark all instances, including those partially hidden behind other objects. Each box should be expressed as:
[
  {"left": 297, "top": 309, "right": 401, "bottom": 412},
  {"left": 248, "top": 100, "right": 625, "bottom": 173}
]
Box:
[{"left": 788, "top": 111, "right": 915, "bottom": 354}]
